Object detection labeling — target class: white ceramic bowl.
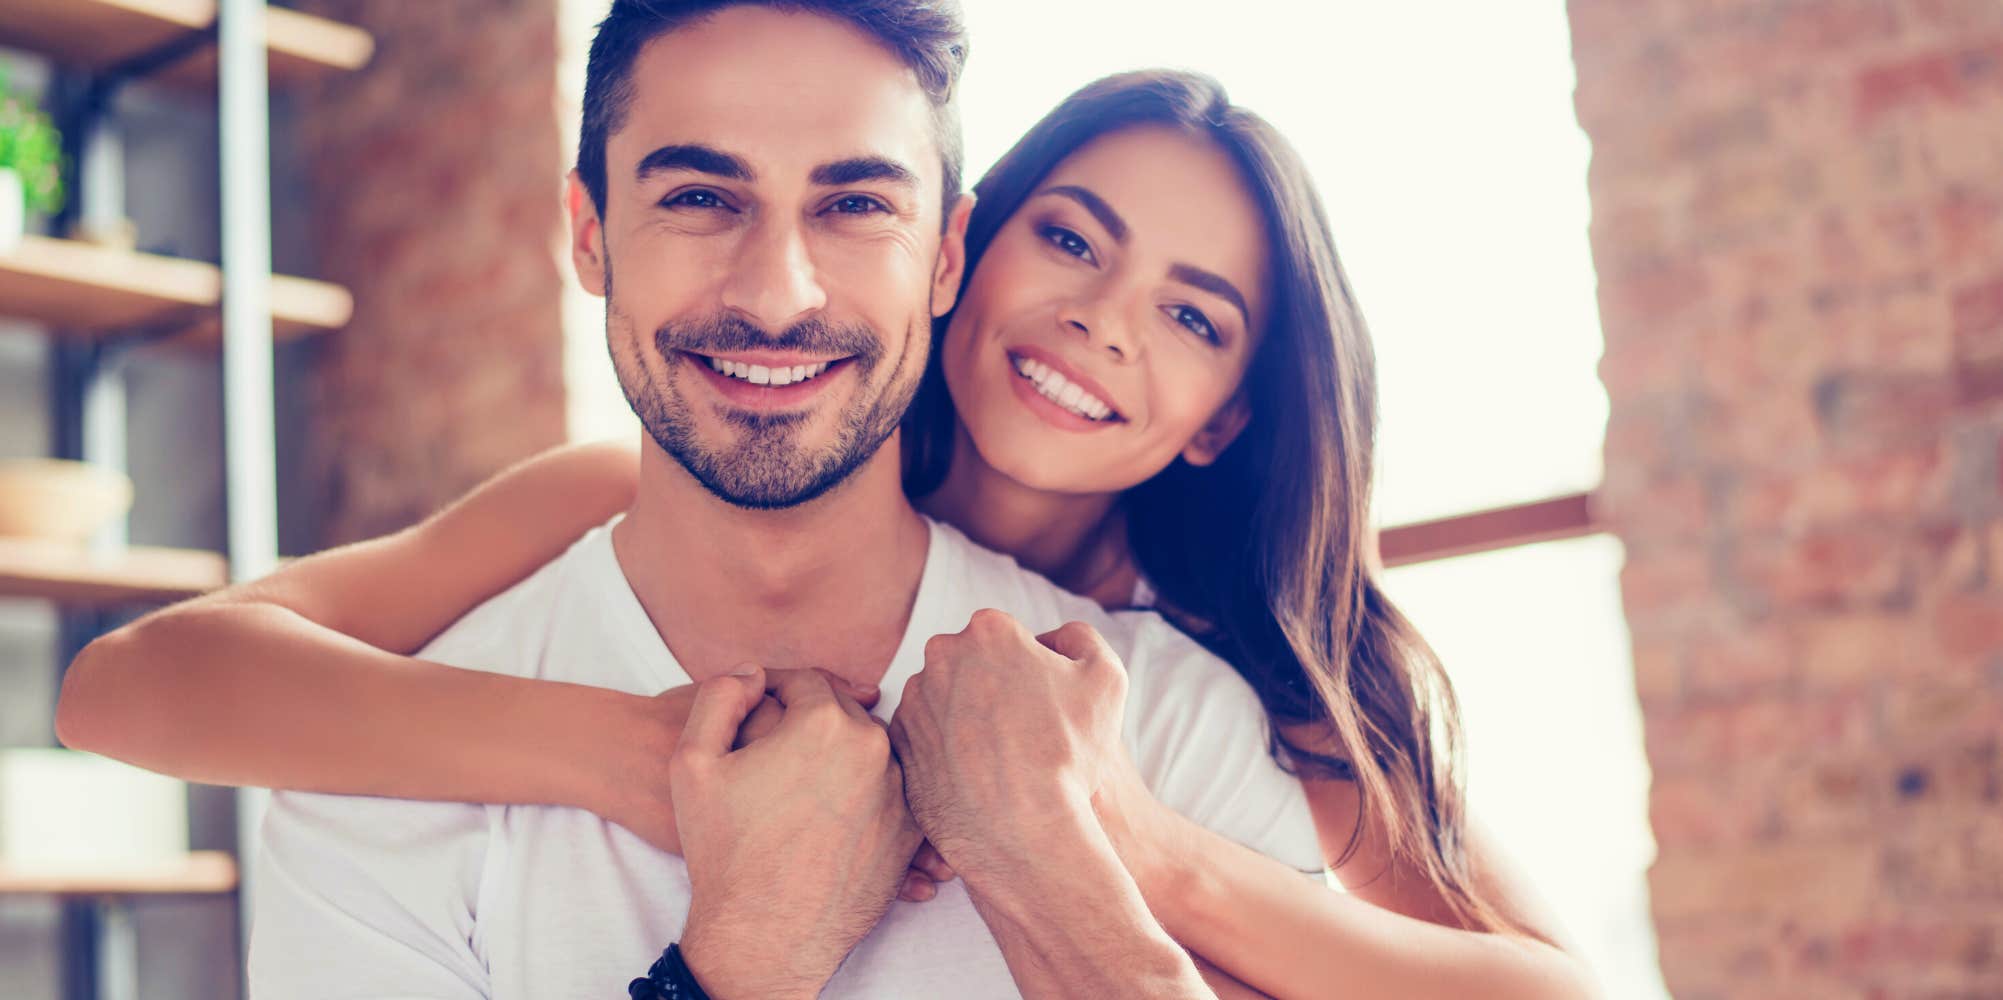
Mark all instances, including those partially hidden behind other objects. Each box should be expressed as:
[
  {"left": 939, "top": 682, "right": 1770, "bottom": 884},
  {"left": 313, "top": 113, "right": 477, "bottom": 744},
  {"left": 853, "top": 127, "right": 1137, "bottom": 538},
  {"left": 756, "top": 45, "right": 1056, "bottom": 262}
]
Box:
[{"left": 0, "top": 459, "right": 135, "bottom": 541}]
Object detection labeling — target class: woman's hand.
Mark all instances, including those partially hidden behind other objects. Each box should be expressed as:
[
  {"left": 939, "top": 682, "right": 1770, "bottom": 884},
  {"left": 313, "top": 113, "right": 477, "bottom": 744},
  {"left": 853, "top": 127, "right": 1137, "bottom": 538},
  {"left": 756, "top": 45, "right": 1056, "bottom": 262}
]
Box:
[
  {"left": 1089, "top": 736, "right": 1192, "bottom": 905},
  {"left": 592, "top": 684, "right": 701, "bottom": 854}
]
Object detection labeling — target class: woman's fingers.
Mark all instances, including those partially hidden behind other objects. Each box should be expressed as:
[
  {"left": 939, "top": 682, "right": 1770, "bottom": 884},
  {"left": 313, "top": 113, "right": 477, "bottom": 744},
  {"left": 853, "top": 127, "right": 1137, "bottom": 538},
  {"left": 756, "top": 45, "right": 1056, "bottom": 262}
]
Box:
[
  {"left": 897, "top": 871, "right": 936, "bottom": 902},
  {"left": 896, "top": 841, "right": 954, "bottom": 902},
  {"left": 910, "top": 840, "right": 955, "bottom": 882},
  {"left": 815, "top": 667, "right": 880, "bottom": 709},
  {"left": 674, "top": 665, "right": 766, "bottom": 762},
  {"left": 732, "top": 694, "right": 784, "bottom": 749}
]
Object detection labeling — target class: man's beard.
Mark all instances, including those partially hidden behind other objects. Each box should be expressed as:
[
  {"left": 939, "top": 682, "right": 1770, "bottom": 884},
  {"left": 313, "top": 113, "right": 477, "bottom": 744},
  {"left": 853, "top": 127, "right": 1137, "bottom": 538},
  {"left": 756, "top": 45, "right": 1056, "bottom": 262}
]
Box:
[{"left": 609, "top": 291, "right": 922, "bottom": 510}]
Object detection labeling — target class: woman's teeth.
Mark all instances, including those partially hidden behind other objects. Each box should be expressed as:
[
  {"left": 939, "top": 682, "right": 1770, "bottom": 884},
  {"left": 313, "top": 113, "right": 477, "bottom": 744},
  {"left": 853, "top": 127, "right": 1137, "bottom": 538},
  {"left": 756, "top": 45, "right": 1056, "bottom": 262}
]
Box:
[
  {"left": 706, "top": 357, "right": 836, "bottom": 386},
  {"left": 1011, "top": 355, "right": 1115, "bottom": 421}
]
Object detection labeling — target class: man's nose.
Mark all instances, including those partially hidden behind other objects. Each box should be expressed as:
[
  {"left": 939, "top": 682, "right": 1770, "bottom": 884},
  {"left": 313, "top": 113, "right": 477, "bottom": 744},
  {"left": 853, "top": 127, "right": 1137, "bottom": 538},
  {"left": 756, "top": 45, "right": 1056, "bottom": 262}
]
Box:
[{"left": 720, "top": 217, "right": 829, "bottom": 332}]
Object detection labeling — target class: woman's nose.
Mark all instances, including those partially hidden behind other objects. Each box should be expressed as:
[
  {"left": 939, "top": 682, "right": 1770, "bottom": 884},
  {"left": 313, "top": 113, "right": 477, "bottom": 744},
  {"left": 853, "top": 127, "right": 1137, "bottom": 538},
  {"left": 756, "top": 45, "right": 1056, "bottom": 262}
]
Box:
[{"left": 1058, "top": 300, "right": 1136, "bottom": 362}]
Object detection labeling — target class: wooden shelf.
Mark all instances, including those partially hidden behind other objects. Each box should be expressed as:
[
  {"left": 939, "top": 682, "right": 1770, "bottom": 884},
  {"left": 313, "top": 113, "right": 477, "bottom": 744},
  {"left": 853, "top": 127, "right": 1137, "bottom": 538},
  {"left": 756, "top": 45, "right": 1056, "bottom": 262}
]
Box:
[
  {"left": 0, "top": 538, "right": 225, "bottom": 604},
  {"left": 0, "top": 0, "right": 373, "bottom": 89},
  {"left": 0, "top": 851, "right": 237, "bottom": 896},
  {"left": 0, "top": 235, "right": 353, "bottom": 344},
  {"left": 1378, "top": 492, "right": 1602, "bottom": 568}
]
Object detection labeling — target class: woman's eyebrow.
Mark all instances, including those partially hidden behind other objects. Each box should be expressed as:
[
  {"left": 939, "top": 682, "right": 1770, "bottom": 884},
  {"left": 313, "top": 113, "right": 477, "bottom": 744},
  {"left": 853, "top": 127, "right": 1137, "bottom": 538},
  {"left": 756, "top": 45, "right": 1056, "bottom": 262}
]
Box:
[
  {"left": 1169, "top": 262, "right": 1251, "bottom": 329},
  {"left": 1040, "top": 185, "right": 1129, "bottom": 244}
]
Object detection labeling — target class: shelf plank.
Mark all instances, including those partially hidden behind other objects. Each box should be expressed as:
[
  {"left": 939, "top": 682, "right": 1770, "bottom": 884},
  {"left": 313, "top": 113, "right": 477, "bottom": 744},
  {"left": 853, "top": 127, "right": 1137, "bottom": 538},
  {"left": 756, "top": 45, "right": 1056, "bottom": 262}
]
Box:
[
  {"left": 0, "top": 235, "right": 353, "bottom": 343},
  {"left": 0, "top": 538, "right": 226, "bottom": 604},
  {"left": 0, "top": 0, "right": 373, "bottom": 89},
  {"left": 1378, "top": 492, "right": 1602, "bottom": 568},
  {"left": 0, "top": 851, "right": 237, "bottom": 896}
]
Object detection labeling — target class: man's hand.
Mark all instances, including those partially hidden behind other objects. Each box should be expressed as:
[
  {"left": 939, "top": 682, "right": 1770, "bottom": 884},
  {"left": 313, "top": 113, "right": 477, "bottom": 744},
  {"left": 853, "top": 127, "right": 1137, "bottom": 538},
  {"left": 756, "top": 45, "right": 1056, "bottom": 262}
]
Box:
[
  {"left": 889, "top": 614, "right": 1217, "bottom": 999},
  {"left": 671, "top": 666, "right": 923, "bottom": 1000},
  {"left": 887, "top": 611, "right": 1129, "bottom": 886},
  {"left": 593, "top": 670, "right": 876, "bottom": 855},
  {"left": 733, "top": 682, "right": 956, "bottom": 903}
]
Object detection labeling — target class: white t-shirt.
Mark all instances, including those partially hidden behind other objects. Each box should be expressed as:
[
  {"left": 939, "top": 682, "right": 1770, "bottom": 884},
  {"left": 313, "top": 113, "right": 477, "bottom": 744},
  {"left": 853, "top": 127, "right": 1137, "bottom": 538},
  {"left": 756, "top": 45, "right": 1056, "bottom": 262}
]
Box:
[{"left": 248, "top": 516, "right": 1320, "bottom": 999}]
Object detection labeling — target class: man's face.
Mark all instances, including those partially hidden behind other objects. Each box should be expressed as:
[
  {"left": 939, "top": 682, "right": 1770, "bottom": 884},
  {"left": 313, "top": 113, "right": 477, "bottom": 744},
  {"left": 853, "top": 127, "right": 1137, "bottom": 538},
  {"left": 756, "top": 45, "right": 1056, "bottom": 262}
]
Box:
[{"left": 570, "top": 7, "right": 970, "bottom": 509}]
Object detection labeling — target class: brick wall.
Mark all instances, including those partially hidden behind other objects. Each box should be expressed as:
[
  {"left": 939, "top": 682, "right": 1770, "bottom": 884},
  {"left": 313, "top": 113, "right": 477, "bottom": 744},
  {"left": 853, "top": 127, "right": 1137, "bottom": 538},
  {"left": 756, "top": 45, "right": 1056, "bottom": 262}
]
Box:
[
  {"left": 1573, "top": 1, "right": 2003, "bottom": 995},
  {"left": 293, "top": 0, "right": 569, "bottom": 545}
]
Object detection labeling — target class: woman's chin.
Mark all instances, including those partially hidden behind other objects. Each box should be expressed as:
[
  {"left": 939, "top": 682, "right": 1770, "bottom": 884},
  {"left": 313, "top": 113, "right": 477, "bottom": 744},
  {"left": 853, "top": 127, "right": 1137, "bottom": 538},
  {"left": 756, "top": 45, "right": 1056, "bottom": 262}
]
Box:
[
  {"left": 991, "top": 445, "right": 1148, "bottom": 497},
  {"left": 990, "top": 452, "right": 1075, "bottom": 493}
]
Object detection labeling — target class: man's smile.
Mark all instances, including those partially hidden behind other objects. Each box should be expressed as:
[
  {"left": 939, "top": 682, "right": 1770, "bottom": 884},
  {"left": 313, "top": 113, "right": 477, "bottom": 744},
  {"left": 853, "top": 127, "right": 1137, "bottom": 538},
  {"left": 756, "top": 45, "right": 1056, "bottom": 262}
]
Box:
[{"left": 683, "top": 350, "right": 860, "bottom": 410}]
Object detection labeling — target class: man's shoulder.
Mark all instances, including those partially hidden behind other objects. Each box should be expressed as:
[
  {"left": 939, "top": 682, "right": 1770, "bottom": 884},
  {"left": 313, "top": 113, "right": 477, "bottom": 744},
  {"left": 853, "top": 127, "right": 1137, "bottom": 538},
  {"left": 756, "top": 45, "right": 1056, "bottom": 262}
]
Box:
[
  {"left": 926, "top": 520, "right": 1252, "bottom": 704},
  {"left": 925, "top": 518, "right": 1109, "bottom": 628}
]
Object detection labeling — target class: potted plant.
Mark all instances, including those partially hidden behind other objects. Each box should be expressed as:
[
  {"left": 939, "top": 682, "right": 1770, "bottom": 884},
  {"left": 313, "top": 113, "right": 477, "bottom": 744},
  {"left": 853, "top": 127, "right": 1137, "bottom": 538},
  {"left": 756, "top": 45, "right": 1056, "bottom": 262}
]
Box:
[{"left": 0, "top": 68, "right": 64, "bottom": 254}]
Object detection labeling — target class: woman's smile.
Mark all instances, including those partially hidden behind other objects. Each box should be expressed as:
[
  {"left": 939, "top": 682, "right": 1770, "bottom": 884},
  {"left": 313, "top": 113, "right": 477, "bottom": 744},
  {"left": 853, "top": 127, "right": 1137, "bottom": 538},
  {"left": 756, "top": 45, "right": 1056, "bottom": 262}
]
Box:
[{"left": 1004, "top": 345, "right": 1126, "bottom": 429}]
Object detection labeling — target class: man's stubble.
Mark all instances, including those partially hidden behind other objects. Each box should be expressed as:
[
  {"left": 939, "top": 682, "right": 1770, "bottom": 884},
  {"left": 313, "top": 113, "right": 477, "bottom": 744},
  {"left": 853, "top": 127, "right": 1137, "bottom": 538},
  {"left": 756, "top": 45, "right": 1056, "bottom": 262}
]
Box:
[{"left": 602, "top": 256, "right": 933, "bottom": 510}]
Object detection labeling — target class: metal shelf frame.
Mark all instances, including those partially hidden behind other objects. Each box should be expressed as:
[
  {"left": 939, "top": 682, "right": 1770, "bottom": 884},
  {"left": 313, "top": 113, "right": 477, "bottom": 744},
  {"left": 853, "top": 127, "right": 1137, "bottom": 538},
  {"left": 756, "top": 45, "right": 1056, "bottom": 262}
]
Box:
[{"left": 15, "top": 4, "right": 312, "bottom": 998}]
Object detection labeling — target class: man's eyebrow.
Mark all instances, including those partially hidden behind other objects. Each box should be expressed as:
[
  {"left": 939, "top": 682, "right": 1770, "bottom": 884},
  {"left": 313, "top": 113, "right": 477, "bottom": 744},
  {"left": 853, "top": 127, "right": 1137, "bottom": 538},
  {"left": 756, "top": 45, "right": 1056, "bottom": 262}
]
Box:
[
  {"left": 1169, "top": 262, "right": 1252, "bottom": 330},
  {"left": 1040, "top": 185, "right": 1128, "bottom": 244},
  {"left": 810, "top": 156, "right": 920, "bottom": 189},
  {"left": 636, "top": 144, "right": 753, "bottom": 182}
]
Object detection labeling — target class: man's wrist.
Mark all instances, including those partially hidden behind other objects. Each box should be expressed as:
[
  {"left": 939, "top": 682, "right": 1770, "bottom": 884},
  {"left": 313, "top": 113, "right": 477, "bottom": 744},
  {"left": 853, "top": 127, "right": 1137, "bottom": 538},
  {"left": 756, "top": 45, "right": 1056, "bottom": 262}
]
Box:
[
  {"left": 952, "top": 792, "right": 1104, "bottom": 900},
  {"left": 957, "top": 801, "right": 1207, "bottom": 998},
  {"left": 678, "top": 911, "right": 824, "bottom": 1000},
  {"left": 629, "top": 944, "right": 711, "bottom": 1000}
]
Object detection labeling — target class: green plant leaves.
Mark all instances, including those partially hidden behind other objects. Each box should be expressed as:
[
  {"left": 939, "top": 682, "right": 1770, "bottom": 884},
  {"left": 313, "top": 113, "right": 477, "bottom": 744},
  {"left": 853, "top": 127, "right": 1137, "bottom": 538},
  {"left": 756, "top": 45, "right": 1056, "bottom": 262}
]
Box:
[{"left": 0, "top": 73, "right": 66, "bottom": 218}]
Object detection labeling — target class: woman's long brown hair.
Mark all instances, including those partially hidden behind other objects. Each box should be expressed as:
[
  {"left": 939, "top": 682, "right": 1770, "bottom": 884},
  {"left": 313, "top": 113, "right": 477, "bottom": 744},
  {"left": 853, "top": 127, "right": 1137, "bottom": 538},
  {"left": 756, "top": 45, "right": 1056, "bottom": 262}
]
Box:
[{"left": 904, "top": 69, "right": 1517, "bottom": 934}]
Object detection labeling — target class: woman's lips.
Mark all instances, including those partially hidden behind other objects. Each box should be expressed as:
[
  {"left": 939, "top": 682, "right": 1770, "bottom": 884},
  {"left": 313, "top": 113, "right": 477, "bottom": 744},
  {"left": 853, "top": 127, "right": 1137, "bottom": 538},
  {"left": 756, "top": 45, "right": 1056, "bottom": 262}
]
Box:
[
  {"left": 1003, "top": 343, "right": 1125, "bottom": 421},
  {"left": 1003, "top": 350, "right": 1124, "bottom": 433}
]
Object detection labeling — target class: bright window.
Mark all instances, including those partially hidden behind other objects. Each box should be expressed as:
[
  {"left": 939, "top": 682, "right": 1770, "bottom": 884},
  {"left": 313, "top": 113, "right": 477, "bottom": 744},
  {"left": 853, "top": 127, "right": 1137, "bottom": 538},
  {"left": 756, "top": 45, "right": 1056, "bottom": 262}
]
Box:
[{"left": 1384, "top": 535, "right": 1666, "bottom": 996}]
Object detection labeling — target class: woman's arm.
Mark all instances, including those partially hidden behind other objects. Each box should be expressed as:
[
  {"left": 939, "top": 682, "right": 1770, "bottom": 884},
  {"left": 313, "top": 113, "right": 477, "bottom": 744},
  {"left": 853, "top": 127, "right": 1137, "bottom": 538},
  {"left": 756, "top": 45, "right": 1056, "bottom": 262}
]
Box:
[
  {"left": 54, "top": 439, "right": 673, "bottom": 833},
  {"left": 1099, "top": 755, "right": 1601, "bottom": 1000}
]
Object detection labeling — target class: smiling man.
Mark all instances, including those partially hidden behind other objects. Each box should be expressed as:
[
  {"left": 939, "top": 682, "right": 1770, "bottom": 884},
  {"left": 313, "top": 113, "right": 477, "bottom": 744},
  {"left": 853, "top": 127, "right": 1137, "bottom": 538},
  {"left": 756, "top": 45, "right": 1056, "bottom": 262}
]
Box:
[{"left": 244, "top": 3, "right": 1320, "bottom": 998}]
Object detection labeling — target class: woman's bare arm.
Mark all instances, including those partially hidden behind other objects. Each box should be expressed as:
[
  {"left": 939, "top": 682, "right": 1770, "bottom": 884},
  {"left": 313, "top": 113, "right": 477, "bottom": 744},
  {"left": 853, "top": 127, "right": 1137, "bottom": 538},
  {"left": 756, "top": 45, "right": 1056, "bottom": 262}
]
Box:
[
  {"left": 53, "top": 439, "right": 666, "bottom": 824},
  {"left": 1106, "top": 756, "right": 1601, "bottom": 1000}
]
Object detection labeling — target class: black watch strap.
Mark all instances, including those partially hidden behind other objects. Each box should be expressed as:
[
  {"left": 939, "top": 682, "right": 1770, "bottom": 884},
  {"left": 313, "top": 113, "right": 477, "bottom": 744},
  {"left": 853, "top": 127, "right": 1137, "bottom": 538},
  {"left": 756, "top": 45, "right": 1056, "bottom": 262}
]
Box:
[{"left": 627, "top": 942, "right": 713, "bottom": 1000}]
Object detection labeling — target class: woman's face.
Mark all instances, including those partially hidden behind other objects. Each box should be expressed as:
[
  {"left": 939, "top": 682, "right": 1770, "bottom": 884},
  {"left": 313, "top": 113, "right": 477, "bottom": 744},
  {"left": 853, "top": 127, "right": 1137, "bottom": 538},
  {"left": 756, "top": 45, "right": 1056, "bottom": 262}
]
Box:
[{"left": 941, "top": 125, "right": 1270, "bottom": 495}]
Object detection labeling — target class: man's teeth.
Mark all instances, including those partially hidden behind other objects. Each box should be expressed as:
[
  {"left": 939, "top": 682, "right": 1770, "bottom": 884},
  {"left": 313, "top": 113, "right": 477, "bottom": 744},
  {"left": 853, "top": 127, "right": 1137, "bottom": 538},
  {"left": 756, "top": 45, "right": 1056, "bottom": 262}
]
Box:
[
  {"left": 705, "top": 357, "right": 836, "bottom": 386},
  {"left": 1010, "top": 355, "right": 1115, "bottom": 421}
]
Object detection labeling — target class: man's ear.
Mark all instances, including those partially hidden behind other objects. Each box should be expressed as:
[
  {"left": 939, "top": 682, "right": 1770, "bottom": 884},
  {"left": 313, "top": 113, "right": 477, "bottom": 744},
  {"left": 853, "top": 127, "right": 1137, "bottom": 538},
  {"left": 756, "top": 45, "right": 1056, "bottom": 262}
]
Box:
[
  {"left": 1182, "top": 393, "right": 1252, "bottom": 467},
  {"left": 567, "top": 169, "right": 608, "bottom": 297},
  {"left": 930, "top": 192, "right": 977, "bottom": 318}
]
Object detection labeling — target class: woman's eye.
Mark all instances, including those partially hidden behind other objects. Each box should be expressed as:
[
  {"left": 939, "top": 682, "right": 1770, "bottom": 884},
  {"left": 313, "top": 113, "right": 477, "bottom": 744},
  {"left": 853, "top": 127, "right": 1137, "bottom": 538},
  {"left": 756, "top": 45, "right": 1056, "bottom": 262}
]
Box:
[
  {"left": 664, "top": 189, "right": 725, "bottom": 210},
  {"left": 829, "top": 195, "right": 889, "bottom": 215},
  {"left": 1169, "top": 304, "right": 1220, "bottom": 343},
  {"left": 1040, "top": 225, "right": 1096, "bottom": 264}
]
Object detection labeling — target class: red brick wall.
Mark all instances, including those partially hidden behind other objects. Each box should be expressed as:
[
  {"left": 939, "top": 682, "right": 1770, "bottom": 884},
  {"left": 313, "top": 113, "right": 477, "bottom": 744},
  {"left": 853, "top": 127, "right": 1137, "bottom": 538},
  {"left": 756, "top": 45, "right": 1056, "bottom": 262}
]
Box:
[
  {"left": 1574, "top": 1, "right": 2003, "bottom": 995},
  {"left": 294, "top": 0, "right": 568, "bottom": 544}
]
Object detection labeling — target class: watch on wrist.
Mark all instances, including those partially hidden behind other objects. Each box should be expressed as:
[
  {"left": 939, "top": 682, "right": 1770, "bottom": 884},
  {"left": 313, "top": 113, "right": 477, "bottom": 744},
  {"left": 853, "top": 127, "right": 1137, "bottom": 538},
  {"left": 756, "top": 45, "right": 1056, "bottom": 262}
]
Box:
[{"left": 627, "top": 942, "right": 712, "bottom": 1000}]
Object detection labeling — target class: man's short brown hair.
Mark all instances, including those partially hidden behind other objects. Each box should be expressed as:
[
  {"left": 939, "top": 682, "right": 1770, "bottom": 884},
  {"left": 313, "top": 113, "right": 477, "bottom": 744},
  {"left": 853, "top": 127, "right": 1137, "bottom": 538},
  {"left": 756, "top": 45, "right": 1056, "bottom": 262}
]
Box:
[{"left": 576, "top": 0, "right": 968, "bottom": 222}]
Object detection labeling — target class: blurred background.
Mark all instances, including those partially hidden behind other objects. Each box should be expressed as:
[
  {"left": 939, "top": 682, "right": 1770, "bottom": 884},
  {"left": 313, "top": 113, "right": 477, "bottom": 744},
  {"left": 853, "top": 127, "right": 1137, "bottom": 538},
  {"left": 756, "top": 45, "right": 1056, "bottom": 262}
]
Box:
[{"left": 0, "top": 1, "right": 1999, "bottom": 998}]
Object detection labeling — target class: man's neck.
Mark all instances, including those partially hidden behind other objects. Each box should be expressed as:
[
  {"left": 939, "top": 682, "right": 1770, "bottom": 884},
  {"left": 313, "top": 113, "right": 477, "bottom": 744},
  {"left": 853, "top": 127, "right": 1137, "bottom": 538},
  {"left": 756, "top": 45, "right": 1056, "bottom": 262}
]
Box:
[
  {"left": 610, "top": 432, "right": 931, "bottom": 689},
  {"left": 917, "top": 423, "right": 1135, "bottom": 608}
]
